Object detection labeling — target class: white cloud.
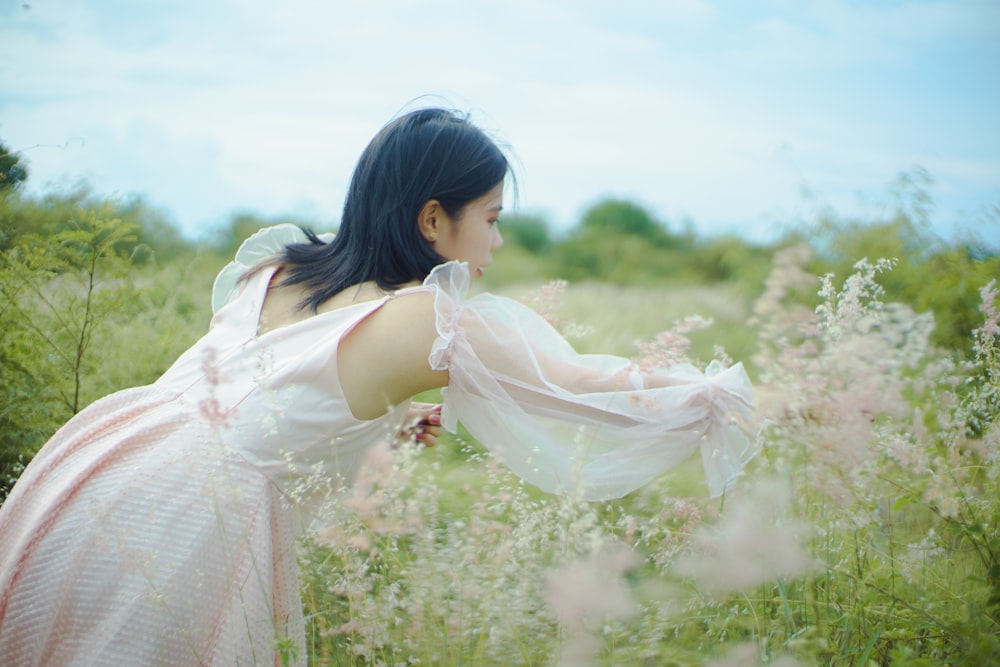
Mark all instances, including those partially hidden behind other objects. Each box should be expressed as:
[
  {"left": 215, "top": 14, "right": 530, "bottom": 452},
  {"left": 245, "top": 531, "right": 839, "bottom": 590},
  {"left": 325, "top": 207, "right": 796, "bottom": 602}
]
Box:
[{"left": 2, "top": 0, "right": 997, "bottom": 243}]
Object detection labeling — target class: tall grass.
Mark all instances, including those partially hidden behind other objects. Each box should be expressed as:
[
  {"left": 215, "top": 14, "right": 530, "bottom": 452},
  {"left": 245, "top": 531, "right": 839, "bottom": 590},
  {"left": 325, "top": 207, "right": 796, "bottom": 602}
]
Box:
[{"left": 294, "top": 247, "right": 999, "bottom": 665}]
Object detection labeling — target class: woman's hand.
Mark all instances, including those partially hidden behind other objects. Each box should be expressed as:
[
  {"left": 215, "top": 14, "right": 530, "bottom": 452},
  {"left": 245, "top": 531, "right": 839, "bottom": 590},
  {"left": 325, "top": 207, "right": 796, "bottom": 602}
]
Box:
[{"left": 396, "top": 402, "right": 443, "bottom": 448}]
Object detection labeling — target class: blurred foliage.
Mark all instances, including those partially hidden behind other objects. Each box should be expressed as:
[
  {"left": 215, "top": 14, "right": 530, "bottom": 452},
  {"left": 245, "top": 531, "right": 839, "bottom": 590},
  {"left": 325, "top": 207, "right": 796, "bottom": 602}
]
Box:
[
  {"left": 0, "top": 207, "right": 139, "bottom": 498},
  {"left": 503, "top": 199, "right": 776, "bottom": 296},
  {"left": 0, "top": 180, "right": 218, "bottom": 501},
  {"left": 788, "top": 168, "right": 1000, "bottom": 352},
  {"left": 0, "top": 141, "right": 28, "bottom": 193},
  {"left": 209, "top": 212, "right": 319, "bottom": 258},
  {"left": 497, "top": 212, "right": 552, "bottom": 255},
  {"left": 501, "top": 183, "right": 996, "bottom": 353},
  {"left": 477, "top": 244, "right": 552, "bottom": 288},
  {"left": 579, "top": 198, "right": 686, "bottom": 249},
  {"left": 0, "top": 185, "right": 194, "bottom": 263}
]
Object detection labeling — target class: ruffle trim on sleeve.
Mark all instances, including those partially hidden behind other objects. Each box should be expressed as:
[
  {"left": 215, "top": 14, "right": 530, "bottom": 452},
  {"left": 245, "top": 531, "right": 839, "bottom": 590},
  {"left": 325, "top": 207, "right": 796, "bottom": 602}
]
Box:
[
  {"left": 211, "top": 224, "right": 335, "bottom": 313},
  {"left": 422, "top": 261, "right": 473, "bottom": 433},
  {"left": 424, "top": 261, "right": 472, "bottom": 372}
]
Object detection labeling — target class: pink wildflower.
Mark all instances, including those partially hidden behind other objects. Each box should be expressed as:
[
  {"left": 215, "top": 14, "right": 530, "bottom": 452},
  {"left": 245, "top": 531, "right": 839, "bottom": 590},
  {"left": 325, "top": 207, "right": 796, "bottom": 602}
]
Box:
[
  {"left": 520, "top": 279, "right": 593, "bottom": 339},
  {"left": 198, "top": 397, "right": 232, "bottom": 428},
  {"left": 521, "top": 279, "right": 568, "bottom": 327},
  {"left": 201, "top": 346, "right": 223, "bottom": 386},
  {"left": 197, "top": 347, "right": 234, "bottom": 427},
  {"left": 634, "top": 316, "right": 713, "bottom": 372}
]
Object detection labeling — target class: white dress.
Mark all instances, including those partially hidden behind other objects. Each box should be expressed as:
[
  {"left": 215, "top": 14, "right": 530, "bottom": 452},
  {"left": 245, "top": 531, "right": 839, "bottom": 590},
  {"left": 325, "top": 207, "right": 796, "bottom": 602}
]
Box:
[{"left": 0, "top": 225, "right": 754, "bottom": 666}]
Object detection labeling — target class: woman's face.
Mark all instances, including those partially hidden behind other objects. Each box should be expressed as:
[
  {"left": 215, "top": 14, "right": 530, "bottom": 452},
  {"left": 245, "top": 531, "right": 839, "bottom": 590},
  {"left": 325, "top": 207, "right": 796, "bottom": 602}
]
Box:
[{"left": 430, "top": 182, "right": 504, "bottom": 278}]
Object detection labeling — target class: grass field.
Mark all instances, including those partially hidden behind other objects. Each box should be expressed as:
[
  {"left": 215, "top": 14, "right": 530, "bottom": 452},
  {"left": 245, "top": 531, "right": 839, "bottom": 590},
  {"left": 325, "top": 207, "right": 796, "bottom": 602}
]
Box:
[
  {"left": 2, "top": 225, "right": 997, "bottom": 665},
  {"left": 293, "top": 255, "right": 999, "bottom": 665}
]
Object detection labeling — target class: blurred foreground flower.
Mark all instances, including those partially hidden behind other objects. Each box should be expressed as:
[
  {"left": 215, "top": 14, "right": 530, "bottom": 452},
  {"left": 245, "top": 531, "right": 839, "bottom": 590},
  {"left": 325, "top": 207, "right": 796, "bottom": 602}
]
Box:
[
  {"left": 545, "top": 541, "right": 640, "bottom": 666},
  {"left": 674, "top": 482, "right": 820, "bottom": 595}
]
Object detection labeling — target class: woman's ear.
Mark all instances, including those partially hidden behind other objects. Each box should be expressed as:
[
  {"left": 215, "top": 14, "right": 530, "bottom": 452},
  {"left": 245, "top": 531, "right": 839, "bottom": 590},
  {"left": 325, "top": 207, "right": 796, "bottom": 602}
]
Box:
[{"left": 417, "top": 200, "right": 441, "bottom": 242}]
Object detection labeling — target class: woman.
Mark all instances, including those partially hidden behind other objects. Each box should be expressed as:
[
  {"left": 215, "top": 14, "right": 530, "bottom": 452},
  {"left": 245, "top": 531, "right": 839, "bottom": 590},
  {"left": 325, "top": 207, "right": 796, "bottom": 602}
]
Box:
[{"left": 0, "top": 108, "right": 754, "bottom": 665}]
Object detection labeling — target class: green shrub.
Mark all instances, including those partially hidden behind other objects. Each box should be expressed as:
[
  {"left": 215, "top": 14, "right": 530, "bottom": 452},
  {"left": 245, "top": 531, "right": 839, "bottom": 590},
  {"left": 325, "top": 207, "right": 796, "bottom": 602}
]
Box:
[
  {"left": 0, "top": 207, "right": 138, "bottom": 498},
  {"left": 498, "top": 212, "right": 552, "bottom": 255}
]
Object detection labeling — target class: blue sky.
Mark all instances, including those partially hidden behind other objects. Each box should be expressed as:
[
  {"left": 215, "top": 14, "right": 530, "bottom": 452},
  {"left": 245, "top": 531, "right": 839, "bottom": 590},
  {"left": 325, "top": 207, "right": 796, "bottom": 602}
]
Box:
[{"left": 1, "top": 0, "right": 997, "bottom": 244}]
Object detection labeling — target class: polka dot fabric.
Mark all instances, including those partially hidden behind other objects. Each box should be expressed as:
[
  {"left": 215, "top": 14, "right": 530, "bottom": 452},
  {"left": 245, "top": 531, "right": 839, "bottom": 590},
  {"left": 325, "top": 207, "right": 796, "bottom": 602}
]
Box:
[{"left": 0, "top": 388, "right": 304, "bottom": 665}]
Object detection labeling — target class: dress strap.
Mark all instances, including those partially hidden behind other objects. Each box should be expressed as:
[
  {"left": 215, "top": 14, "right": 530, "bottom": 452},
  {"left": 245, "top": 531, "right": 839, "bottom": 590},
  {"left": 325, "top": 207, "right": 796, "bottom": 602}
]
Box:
[{"left": 392, "top": 284, "right": 433, "bottom": 298}]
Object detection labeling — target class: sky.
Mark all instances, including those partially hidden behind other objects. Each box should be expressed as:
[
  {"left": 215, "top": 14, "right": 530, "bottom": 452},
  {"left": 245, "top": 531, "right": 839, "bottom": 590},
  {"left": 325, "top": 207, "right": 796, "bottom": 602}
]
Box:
[{"left": 1, "top": 0, "right": 998, "bottom": 244}]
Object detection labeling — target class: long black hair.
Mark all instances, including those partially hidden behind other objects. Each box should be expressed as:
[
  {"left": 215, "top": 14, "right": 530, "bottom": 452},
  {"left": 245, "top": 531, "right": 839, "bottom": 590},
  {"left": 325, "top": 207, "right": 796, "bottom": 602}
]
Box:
[{"left": 280, "top": 108, "right": 510, "bottom": 311}]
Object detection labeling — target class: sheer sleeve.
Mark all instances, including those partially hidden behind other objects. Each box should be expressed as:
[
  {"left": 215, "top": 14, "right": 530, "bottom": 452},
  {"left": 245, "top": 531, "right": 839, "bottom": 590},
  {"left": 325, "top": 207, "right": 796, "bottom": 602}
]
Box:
[
  {"left": 424, "top": 262, "right": 756, "bottom": 501},
  {"left": 211, "top": 224, "right": 336, "bottom": 313}
]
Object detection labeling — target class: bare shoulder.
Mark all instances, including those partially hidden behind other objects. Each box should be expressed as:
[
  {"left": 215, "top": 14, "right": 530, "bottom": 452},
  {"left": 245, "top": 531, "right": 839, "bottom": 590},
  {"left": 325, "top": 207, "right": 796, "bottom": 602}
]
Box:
[
  {"left": 338, "top": 289, "right": 447, "bottom": 420},
  {"left": 361, "top": 288, "right": 437, "bottom": 336},
  {"left": 361, "top": 290, "right": 440, "bottom": 369}
]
